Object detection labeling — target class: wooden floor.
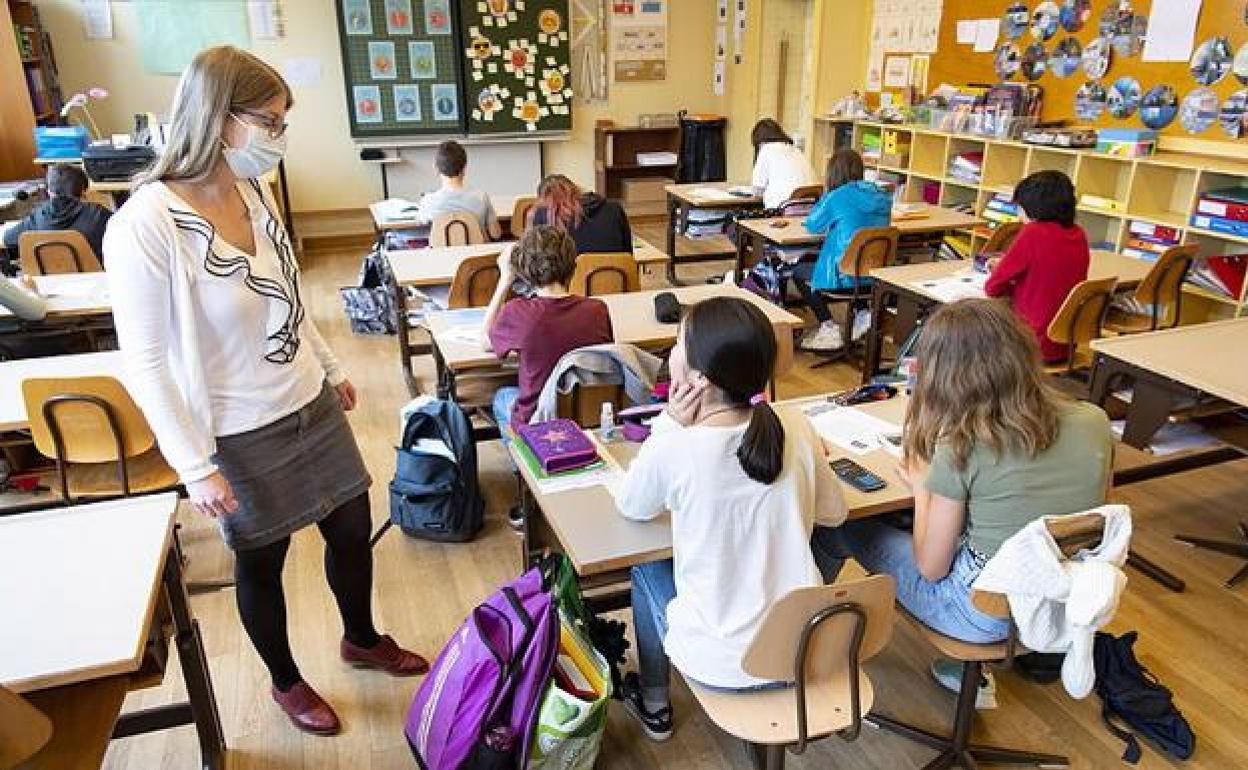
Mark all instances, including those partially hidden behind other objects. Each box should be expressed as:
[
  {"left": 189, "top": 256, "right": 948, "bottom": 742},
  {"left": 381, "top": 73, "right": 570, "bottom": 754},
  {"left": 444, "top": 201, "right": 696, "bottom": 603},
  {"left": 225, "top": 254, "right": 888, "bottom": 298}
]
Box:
[{"left": 102, "top": 230, "right": 1248, "bottom": 770}]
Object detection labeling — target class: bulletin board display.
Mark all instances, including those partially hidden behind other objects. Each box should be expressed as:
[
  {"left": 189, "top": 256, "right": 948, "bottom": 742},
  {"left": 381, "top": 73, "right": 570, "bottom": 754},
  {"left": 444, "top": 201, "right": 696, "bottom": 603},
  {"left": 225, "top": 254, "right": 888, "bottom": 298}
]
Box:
[
  {"left": 461, "top": 0, "right": 573, "bottom": 134},
  {"left": 926, "top": 0, "right": 1248, "bottom": 142},
  {"left": 334, "top": 0, "right": 573, "bottom": 139}
]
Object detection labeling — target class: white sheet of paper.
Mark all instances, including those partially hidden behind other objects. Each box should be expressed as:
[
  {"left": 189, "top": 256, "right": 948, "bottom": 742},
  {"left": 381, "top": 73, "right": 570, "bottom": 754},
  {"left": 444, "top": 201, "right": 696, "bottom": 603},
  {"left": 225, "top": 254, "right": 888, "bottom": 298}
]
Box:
[
  {"left": 911, "top": 271, "right": 987, "bottom": 303},
  {"left": 533, "top": 436, "right": 624, "bottom": 495},
  {"left": 806, "top": 405, "right": 902, "bottom": 456},
  {"left": 247, "top": 0, "right": 280, "bottom": 40},
  {"left": 973, "top": 18, "right": 999, "bottom": 53},
  {"left": 956, "top": 19, "right": 977, "bottom": 44},
  {"left": 713, "top": 61, "right": 725, "bottom": 96},
  {"left": 1141, "top": 0, "right": 1201, "bottom": 62},
  {"left": 82, "top": 0, "right": 113, "bottom": 39},
  {"left": 283, "top": 57, "right": 323, "bottom": 87}
]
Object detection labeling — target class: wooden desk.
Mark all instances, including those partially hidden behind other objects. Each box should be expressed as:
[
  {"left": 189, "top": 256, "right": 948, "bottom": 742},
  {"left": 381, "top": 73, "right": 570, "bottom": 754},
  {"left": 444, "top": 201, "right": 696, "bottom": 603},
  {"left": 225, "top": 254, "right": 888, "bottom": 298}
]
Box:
[
  {"left": 514, "top": 395, "right": 911, "bottom": 579},
  {"left": 733, "top": 205, "right": 989, "bottom": 282},
  {"left": 664, "top": 182, "right": 763, "bottom": 284},
  {"left": 0, "top": 273, "right": 112, "bottom": 321},
  {"left": 0, "top": 494, "right": 225, "bottom": 769},
  {"left": 860, "top": 251, "right": 1154, "bottom": 384},
  {"left": 370, "top": 193, "right": 522, "bottom": 234},
  {"left": 425, "top": 283, "right": 801, "bottom": 401},
  {"left": 1090, "top": 318, "right": 1248, "bottom": 448},
  {"left": 0, "top": 350, "right": 124, "bottom": 431}
]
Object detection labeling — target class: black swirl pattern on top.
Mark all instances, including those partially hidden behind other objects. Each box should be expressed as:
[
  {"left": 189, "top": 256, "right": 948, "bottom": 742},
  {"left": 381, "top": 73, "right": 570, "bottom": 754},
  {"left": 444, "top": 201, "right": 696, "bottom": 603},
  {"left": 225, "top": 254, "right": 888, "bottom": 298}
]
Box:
[{"left": 167, "top": 179, "right": 304, "bottom": 364}]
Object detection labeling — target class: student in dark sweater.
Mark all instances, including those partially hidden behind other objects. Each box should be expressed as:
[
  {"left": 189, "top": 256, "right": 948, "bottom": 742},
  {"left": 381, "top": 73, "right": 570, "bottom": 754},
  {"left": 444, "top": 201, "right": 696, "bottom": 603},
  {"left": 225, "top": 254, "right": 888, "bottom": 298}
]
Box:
[
  {"left": 530, "top": 174, "right": 633, "bottom": 254},
  {"left": 985, "top": 171, "right": 1090, "bottom": 363},
  {"left": 3, "top": 165, "right": 112, "bottom": 269}
]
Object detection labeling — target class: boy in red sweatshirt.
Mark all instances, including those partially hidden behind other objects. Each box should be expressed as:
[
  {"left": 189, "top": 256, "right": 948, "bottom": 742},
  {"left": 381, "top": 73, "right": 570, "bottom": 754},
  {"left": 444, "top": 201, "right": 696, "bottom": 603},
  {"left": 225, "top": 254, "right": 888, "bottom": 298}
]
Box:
[{"left": 985, "top": 170, "right": 1090, "bottom": 363}]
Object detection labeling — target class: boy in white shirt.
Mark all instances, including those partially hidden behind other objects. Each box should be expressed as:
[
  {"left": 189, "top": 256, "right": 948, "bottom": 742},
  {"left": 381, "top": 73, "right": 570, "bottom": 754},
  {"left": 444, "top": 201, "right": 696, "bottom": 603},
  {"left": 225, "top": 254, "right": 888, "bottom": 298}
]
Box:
[{"left": 415, "top": 140, "right": 501, "bottom": 239}]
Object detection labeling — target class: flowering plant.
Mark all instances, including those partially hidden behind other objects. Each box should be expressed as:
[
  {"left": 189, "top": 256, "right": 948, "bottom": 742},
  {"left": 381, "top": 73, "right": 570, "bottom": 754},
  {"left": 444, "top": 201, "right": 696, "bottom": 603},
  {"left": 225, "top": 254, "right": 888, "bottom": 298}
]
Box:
[{"left": 59, "top": 87, "right": 109, "bottom": 139}]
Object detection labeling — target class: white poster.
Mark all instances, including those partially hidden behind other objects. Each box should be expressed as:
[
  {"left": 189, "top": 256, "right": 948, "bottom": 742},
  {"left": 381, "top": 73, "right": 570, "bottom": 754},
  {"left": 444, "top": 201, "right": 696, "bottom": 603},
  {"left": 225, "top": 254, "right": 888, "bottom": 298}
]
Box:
[
  {"left": 973, "top": 18, "right": 1000, "bottom": 53},
  {"left": 611, "top": 0, "right": 667, "bottom": 82},
  {"left": 713, "top": 61, "right": 725, "bottom": 95},
  {"left": 82, "top": 0, "right": 113, "bottom": 39},
  {"left": 1141, "top": 0, "right": 1202, "bottom": 62},
  {"left": 733, "top": 0, "right": 746, "bottom": 64}
]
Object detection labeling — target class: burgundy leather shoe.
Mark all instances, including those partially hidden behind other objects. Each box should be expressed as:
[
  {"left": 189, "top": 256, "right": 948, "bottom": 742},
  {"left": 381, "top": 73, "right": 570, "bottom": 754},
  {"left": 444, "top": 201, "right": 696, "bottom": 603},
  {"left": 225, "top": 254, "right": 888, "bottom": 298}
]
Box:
[
  {"left": 271, "top": 681, "right": 341, "bottom": 736},
  {"left": 341, "top": 634, "right": 430, "bottom": 676}
]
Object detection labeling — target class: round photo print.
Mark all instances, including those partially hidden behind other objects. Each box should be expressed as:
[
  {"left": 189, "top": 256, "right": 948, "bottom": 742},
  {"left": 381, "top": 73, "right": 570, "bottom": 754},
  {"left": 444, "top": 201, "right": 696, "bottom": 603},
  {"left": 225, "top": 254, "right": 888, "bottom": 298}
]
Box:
[
  {"left": 1181, "top": 88, "right": 1219, "bottom": 133},
  {"left": 1022, "top": 43, "right": 1048, "bottom": 80},
  {"left": 1060, "top": 0, "right": 1092, "bottom": 32},
  {"left": 1075, "top": 81, "right": 1108, "bottom": 120},
  {"left": 1140, "top": 85, "right": 1179, "bottom": 129},
  {"left": 1220, "top": 90, "right": 1248, "bottom": 138},
  {"left": 1082, "top": 37, "right": 1112, "bottom": 79},
  {"left": 995, "top": 43, "right": 1022, "bottom": 79},
  {"left": 1234, "top": 42, "right": 1248, "bottom": 85},
  {"left": 1108, "top": 76, "right": 1142, "bottom": 119},
  {"left": 1112, "top": 15, "right": 1147, "bottom": 57},
  {"left": 1190, "top": 37, "right": 1234, "bottom": 86},
  {"left": 1032, "top": 1, "right": 1060, "bottom": 41},
  {"left": 1003, "top": 3, "right": 1029, "bottom": 40},
  {"left": 1099, "top": 1, "right": 1133, "bottom": 40},
  {"left": 1050, "top": 37, "right": 1082, "bottom": 78}
]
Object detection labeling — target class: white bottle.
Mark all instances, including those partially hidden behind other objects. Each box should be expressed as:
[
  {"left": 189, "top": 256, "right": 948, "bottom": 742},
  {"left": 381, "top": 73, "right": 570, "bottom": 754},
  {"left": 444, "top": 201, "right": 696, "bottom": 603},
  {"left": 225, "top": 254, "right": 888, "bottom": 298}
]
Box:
[{"left": 599, "top": 402, "right": 617, "bottom": 442}]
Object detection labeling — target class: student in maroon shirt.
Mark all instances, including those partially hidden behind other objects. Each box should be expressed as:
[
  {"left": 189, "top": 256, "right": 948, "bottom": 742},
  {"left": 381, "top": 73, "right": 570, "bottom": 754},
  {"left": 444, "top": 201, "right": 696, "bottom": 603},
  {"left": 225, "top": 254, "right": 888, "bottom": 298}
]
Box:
[
  {"left": 485, "top": 224, "right": 614, "bottom": 436},
  {"left": 985, "top": 171, "right": 1090, "bottom": 363}
]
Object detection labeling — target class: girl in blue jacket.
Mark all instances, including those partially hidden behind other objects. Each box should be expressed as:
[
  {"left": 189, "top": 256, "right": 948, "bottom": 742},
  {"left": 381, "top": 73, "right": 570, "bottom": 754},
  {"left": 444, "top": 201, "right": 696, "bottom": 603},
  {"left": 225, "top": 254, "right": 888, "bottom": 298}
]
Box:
[{"left": 792, "top": 148, "right": 892, "bottom": 352}]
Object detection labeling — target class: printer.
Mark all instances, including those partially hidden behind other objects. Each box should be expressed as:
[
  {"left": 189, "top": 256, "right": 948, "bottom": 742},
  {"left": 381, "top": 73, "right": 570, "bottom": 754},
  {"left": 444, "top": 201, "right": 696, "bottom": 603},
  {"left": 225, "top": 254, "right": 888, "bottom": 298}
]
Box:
[{"left": 82, "top": 144, "right": 157, "bottom": 182}]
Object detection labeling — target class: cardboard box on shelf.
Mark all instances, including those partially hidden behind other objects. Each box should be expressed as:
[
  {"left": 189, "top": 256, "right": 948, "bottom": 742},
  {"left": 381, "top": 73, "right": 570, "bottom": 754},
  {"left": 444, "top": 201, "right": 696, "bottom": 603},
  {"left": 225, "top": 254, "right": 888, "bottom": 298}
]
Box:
[{"left": 621, "top": 177, "right": 673, "bottom": 203}]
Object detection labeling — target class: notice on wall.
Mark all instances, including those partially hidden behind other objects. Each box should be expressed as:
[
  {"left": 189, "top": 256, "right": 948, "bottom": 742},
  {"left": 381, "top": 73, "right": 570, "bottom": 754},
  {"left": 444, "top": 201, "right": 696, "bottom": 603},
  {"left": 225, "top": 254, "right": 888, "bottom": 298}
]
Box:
[
  {"left": 973, "top": 18, "right": 999, "bottom": 53},
  {"left": 611, "top": 0, "right": 666, "bottom": 82},
  {"left": 1141, "top": 0, "right": 1201, "bottom": 62},
  {"left": 733, "top": 0, "right": 746, "bottom": 65},
  {"left": 572, "top": 0, "right": 609, "bottom": 102},
  {"left": 871, "top": 0, "right": 943, "bottom": 56},
  {"left": 82, "top": 0, "right": 113, "bottom": 39}
]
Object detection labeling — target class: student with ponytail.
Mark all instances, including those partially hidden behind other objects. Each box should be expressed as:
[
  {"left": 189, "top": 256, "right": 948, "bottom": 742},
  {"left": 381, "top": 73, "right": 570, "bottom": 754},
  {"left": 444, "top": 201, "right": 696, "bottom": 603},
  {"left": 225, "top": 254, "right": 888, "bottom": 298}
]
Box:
[{"left": 611, "top": 296, "right": 847, "bottom": 741}]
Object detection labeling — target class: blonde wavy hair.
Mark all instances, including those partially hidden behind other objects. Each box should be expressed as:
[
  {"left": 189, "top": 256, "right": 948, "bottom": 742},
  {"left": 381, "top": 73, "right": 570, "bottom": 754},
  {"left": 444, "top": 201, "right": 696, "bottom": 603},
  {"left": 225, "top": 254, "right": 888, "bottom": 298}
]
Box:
[
  {"left": 903, "top": 298, "right": 1066, "bottom": 470},
  {"left": 138, "top": 46, "right": 291, "bottom": 186}
]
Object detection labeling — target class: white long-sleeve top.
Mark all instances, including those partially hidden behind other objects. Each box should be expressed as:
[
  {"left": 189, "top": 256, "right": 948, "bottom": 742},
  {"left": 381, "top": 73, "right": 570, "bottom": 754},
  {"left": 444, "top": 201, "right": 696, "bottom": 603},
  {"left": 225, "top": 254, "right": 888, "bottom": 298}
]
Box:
[
  {"left": 751, "top": 141, "right": 818, "bottom": 209},
  {"left": 103, "top": 178, "right": 345, "bottom": 483},
  {"left": 612, "top": 409, "right": 847, "bottom": 688}
]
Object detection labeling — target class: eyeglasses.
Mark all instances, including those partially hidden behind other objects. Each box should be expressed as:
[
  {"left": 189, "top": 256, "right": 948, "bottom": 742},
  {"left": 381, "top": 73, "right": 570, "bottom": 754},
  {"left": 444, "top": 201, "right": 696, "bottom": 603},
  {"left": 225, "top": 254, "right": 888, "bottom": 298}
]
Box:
[{"left": 232, "top": 110, "right": 288, "bottom": 139}]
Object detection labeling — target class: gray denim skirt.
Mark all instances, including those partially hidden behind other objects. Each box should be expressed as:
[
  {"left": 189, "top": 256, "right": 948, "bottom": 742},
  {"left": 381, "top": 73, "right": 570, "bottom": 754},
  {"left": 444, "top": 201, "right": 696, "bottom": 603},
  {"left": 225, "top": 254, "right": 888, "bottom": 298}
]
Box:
[{"left": 212, "top": 382, "right": 372, "bottom": 551}]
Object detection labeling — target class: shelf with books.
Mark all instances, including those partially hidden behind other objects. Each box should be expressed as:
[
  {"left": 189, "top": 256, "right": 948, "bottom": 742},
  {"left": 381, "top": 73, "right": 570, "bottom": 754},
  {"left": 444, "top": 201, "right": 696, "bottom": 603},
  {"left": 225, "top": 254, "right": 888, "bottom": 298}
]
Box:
[
  {"left": 1186, "top": 226, "right": 1248, "bottom": 247},
  {"left": 1077, "top": 208, "right": 1125, "bottom": 251},
  {"left": 1076, "top": 155, "right": 1133, "bottom": 215}
]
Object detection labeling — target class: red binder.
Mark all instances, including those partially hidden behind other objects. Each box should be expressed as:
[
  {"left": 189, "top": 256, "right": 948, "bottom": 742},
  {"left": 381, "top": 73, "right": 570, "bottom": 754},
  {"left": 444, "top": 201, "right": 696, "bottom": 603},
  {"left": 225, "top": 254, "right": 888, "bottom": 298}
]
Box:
[{"left": 1207, "top": 255, "right": 1247, "bottom": 299}]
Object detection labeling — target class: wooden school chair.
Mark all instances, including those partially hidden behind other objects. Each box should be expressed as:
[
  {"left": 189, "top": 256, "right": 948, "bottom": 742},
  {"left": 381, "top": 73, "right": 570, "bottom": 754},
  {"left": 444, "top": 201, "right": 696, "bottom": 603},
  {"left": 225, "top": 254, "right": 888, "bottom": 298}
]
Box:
[
  {"left": 510, "top": 196, "right": 537, "bottom": 237},
  {"left": 447, "top": 253, "right": 504, "bottom": 309},
  {"left": 786, "top": 183, "right": 824, "bottom": 203},
  {"left": 430, "top": 211, "right": 488, "bottom": 247},
  {"left": 868, "top": 511, "right": 1111, "bottom": 770},
  {"left": 1104, "top": 244, "right": 1197, "bottom": 334},
  {"left": 569, "top": 252, "right": 640, "bottom": 296},
  {"left": 810, "top": 226, "right": 900, "bottom": 368},
  {"left": 0, "top": 685, "right": 52, "bottom": 770},
  {"left": 684, "top": 575, "right": 896, "bottom": 770},
  {"left": 18, "top": 230, "right": 103, "bottom": 275},
  {"left": 21, "top": 376, "right": 179, "bottom": 503},
  {"left": 1044, "top": 276, "right": 1118, "bottom": 377},
  {"left": 977, "top": 221, "right": 1023, "bottom": 257}
]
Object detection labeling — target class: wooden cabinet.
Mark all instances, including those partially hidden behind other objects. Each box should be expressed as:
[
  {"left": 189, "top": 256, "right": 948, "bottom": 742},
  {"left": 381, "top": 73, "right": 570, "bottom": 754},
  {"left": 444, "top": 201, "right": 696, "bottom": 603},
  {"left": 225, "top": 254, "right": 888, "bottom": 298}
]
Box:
[
  {"left": 1, "top": 0, "right": 63, "bottom": 181},
  {"left": 593, "top": 124, "right": 680, "bottom": 201}
]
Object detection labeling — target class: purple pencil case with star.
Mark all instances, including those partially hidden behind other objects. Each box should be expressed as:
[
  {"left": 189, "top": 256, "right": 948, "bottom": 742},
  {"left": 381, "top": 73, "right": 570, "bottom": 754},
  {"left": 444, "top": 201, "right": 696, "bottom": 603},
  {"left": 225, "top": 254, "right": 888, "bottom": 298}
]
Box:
[{"left": 515, "top": 419, "right": 599, "bottom": 474}]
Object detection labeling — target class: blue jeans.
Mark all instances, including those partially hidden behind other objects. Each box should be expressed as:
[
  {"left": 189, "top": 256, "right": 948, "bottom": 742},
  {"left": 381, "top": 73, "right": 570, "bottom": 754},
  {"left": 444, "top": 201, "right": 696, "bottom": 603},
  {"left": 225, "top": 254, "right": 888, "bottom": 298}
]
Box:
[
  {"left": 631, "top": 559, "right": 788, "bottom": 706},
  {"left": 811, "top": 520, "right": 1010, "bottom": 643},
  {"left": 492, "top": 386, "right": 519, "bottom": 445}
]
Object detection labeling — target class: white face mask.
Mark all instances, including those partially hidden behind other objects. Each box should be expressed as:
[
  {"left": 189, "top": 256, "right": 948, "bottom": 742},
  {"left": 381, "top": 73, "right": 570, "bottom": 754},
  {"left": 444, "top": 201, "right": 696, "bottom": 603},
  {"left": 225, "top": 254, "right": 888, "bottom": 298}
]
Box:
[{"left": 221, "top": 114, "right": 287, "bottom": 179}]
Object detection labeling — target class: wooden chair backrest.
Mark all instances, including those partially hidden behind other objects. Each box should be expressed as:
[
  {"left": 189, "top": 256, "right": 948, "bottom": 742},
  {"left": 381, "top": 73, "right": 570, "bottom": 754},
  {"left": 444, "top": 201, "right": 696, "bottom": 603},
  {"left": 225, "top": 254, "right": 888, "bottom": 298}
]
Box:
[
  {"left": 972, "top": 511, "right": 1108, "bottom": 618},
  {"left": 556, "top": 383, "right": 625, "bottom": 428},
  {"left": 430, "top": 211, "right": 487, "bottom": 247},
  {"left": 18, "top": 230, "right": 103, "bottom": 275},
  {"left": 1133, "top": 244, "right": 1197, "bottom": 327},
  {"left": 979, "top": 221, "right": 1023, "bottom": 256},
  {"left": 447, "top": 253, "right": 502, "bottom": 309},
  {"left": 786, "top": 184, "right": 824, "bottom": 203},
  {"left": 511, "top": 196, "right": 537, "bottom": 234},
  {"left": 741, "top": 574, "right": 895, "bottom": 682},
  {"left": 21, "top": 376, "right": 157, "bottom": 463},
  {"left": 1046, "top": 276, "right": 1117, "bottom": 347},
  {"left": 569, "top": 252, "right": 639, "bottom": 296},
  {"left": 0, "top": 685, "right": 52, "bottom": 770},
  {"left": 836, "top": 226, "right": 899, "bottom": 280}
]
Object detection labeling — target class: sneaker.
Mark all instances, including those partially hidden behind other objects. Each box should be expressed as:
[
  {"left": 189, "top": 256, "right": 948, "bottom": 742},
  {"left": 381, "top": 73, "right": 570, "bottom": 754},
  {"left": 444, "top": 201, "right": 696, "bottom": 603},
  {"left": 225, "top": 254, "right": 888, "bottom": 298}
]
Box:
[
  {"left": 851, "top": 308, "right": 873, "bottom": 342},
  {"left": 930, "top": 658, "right": 998, "bottom": 709},
  {"left": 800, "top": 321, "right": 845, "bottom": 352},
  {"left": 619, "top": 672, "right": 674, "bottom": 742}
]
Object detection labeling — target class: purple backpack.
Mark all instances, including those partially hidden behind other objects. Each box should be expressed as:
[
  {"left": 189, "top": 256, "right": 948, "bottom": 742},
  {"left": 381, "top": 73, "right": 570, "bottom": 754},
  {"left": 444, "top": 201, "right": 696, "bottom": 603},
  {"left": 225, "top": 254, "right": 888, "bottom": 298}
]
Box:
[{"left": 406, "top": 567, "right": 559, "bottom": 770}]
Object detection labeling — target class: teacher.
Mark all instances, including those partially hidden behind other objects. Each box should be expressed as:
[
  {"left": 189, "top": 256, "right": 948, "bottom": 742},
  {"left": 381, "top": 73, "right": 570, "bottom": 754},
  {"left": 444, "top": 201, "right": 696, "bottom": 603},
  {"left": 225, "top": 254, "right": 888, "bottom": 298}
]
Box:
[{"left": 104, "top": 46, "right": 425, "bottom": 736}]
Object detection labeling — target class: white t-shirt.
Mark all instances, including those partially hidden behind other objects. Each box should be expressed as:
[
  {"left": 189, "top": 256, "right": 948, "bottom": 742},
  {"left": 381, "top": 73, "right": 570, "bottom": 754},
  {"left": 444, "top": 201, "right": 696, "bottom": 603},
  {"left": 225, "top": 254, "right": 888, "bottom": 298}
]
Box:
[
  {"left": 104, "top": 179, "right": 344, "bottom": 483},
  {"left": 415, "top": 186, "right": 498, "bottom": 236},
  {"left": 752, "top": 142, "right": 818, "bottom": 209},
  {"left": 612, "top": 409, "right": 847, "bottom": 688}
]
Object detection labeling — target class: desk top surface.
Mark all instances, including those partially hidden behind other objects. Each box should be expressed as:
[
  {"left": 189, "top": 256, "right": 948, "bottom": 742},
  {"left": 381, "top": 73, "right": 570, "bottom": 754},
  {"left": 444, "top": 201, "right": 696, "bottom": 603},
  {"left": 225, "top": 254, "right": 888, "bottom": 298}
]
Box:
[
  {"left": 426, "top": 283, "right": 801, "bottom": 371},
  {"left": 0, "top": 493, "right": 178, "bottom": 693},
  {"left": 0, "top": 273, "right": 112, "bottom": 319},
  {"left": 0, "top": 350, "right": 124, "bottom": 431},
  {"left": 1091, "top": 317, "right": 1248, "bottom": 407},
  {"left": 389, "top": 237, "right": 669, "bottom": 287},
  {"left": 664, "top": 181, "right": 763, "bottom": 208},
  {"left": 736, "top": 205, "right": 988, "bottom": 245}
]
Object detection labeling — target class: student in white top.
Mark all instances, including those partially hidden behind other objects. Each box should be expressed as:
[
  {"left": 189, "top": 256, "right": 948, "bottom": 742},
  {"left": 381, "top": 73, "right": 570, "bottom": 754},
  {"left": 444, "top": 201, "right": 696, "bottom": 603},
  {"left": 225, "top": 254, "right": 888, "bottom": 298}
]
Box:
[
  {"left": 611, "top": 296, "right": 847, "bottom": 741},
  {"left": 104, "top": 46, "right": 424, "bottom": 737},
  {"left": 413, "top": 140, "right": 501, "bottom": 238},
  {"left": 750, "top": 118, "right": 819, "bottom": 209}
]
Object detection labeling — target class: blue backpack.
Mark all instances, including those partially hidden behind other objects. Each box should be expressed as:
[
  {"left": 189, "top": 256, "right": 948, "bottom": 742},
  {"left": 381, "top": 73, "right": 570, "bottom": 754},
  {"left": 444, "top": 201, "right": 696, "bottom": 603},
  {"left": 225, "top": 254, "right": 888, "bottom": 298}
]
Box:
[
  {"left": 388, "top": 398, "right": 485, "bottom": 543},
  {"left": 1093, "top": 631, "right": 1195, "bottom": 764}
]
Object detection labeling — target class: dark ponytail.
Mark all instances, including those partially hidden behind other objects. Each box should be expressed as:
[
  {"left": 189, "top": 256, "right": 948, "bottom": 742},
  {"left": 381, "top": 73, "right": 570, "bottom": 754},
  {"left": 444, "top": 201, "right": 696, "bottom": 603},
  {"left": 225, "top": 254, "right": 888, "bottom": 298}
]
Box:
[{"left": 682, "top": 297, "right": 786, "bottom": 484}]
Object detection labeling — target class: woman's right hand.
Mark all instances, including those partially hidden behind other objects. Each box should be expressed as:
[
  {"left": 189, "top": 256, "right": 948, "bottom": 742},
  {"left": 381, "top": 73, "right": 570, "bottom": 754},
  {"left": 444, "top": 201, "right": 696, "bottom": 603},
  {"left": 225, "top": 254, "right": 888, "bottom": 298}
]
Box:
[{"left": 186, "top": 472, "right": 240, "bottom": 518}]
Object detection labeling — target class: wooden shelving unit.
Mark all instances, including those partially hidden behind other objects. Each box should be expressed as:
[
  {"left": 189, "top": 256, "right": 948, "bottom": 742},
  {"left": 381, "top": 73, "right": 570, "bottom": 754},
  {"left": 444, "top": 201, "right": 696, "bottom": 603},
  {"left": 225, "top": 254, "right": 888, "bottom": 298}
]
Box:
[
  {"left": 1, "top": 0, "right": 63, "bottom": 181},
  {"left": 815, "top": 117, "right": 1248, "bottom": 319},
  {"left": 593, "top": 124, "right": 681, "bottom": 201}
]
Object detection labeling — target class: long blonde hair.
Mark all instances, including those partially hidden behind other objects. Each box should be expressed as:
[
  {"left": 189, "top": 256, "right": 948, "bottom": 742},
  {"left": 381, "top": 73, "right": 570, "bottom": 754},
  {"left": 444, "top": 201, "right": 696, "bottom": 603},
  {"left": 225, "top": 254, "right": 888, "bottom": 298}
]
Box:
[
  {"left": 903, "top": 298, "right": 1066, "bottom": 470},
  {"left": 138, "top": 46, "right": 292, "bottom": 186}
]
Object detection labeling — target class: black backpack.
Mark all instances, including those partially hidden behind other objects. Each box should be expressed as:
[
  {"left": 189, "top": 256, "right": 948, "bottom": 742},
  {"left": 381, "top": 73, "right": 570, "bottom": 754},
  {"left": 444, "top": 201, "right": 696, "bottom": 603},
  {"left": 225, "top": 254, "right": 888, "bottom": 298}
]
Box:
[
  {"left": 1093, "top": 631, "right": 1196, "bottom": 764},
  {"left": 388, "top": 399, "right": 485, "bottom": 542},
  {"left": 340, "top": 250, "right": 398, "bottom": 335}
]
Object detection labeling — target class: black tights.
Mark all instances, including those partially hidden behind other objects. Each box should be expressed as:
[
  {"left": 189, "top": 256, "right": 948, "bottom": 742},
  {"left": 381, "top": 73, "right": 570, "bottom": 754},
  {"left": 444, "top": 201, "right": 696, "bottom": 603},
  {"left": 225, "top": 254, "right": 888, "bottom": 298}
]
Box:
[
  {"left": 233, "top": 493, "right": 380, "bottom": 692},
  {"left": 790, "top": 261, "right": 833, "bottom": 323}
]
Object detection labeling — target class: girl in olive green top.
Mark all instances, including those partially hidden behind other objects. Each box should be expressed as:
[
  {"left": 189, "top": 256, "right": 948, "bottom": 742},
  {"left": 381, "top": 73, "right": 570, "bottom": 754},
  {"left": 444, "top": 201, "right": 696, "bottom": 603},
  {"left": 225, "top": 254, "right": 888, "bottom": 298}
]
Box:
[{"left": 812, "top": 298, "right": 1114, "bottom": 646}]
